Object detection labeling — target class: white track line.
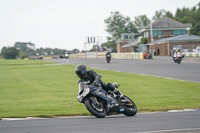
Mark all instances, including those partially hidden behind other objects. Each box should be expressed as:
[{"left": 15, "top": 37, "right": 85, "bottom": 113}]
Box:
[{"left": 136, "top": 128, "right": 200, "bottom": 133}]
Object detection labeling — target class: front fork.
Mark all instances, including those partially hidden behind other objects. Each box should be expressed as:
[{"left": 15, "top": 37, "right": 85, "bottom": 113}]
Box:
[{"left": 90, "top": 89, "right": 111, "bottom": 113}]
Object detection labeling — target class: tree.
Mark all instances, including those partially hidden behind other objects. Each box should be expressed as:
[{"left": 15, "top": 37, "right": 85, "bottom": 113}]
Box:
[
  {"left": 174, "top": 2, "right": 200, "bottom": 36},
  {"left": 71, "top": 48, "right": 79, "bottom": 53},
  {"left": 175, "top": 7, "right": 191, "bottom": 23},
  {"left": 101, "top": 37, "right": 117, "bottom": 52},
  {"left": 152, "top": 10, "right": 162, "bottom": 21},
  {"left": 140, "top": 37, "right": 147, "bottom": 44},
  {"left": 19, "top": 51, "right": 28, "bottom": 59},
  {"left": 1, "top": 47, "right": 19, "bottom": 59},
  {"left": 152, "top": 10, "right": 174, "bottom": 21},
  {"left": 104, "top": 11, "right": 138, "bottom": 41},
  {"left": 134, "top": 15, "right": 150, "bottom": 30},
  {"left": 88, "top": 45, "right": 101, "bottom": 52},
  {"left": 14, "top": 42, "right": 36, "bottom": 55}
]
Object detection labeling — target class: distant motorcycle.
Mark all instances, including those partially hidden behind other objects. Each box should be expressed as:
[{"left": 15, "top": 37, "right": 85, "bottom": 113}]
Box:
[
  {"left": 77, "top": 82, "right": 137, "bottom": 118},
  {"left": 174, "top": 52, "right": 182, "bottom": 64},
  {"left": 175, "top": 57, "right": 182, "bottom": 64},
  {"left": 106, "top": 52, "right": 111, "bottom": 63}
]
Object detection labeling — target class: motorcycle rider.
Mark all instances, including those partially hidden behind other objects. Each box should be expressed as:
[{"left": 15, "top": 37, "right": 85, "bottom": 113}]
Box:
[
  {"left": 75, "top": 64, "right": 123, "bottom": 97},
  {"left": 106, "top": 51, "right": 111, "bottom": 62},
  {"left": 106, "top": 51, "right": 111, "bottom": 58},
  {"left": 172, "top": 48, "right": 176, "bottom": 61},
  {"left": 177, "top": 48, "right": 182, "bottom": 59}
]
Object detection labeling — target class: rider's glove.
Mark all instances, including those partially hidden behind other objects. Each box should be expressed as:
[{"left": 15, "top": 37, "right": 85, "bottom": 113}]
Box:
[{"left": 94, "top": 80, "right": 100, "bottom": 87}]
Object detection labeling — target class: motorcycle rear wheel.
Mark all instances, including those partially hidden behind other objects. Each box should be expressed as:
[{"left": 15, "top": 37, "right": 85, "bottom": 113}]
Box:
[
  {"left": 84, "top": 98, "right": 106, "bottom": 118},
  {"left": 123, "top": 96, "right": 137, "bottom": 116}
]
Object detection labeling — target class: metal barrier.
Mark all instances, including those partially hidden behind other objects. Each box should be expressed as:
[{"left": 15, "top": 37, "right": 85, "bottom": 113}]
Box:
[{"left": 185, "top": 52, "right": 200, "bottom": 57}]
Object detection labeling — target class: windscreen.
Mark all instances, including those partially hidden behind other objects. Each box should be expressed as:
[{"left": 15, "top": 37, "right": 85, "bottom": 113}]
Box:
[{"left": 78, "top": 82, "right": 87, "bottom": 95}]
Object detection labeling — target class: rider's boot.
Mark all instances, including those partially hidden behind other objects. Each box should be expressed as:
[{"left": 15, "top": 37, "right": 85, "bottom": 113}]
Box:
[{"left": 112, "top": 82, "right": 125, "bottom": 102}]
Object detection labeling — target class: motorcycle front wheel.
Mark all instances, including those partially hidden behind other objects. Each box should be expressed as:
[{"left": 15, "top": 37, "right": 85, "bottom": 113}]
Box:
[
  {"left": 84, "top": 97, "right": 106, "bottom": 118},
  {"left": 123, "top": 96, "right": 137, "bottom": 116}
]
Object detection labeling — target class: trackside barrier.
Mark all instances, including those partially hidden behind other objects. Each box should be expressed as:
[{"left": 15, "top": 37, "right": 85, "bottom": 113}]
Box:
[
  {"left": 96, "top": 52, "right": 107, "bottom": 59},
  {"left": 111, "top": 52, "right": 144, "bottom": 60},
  {"left": 69, "top": 54, "right": 78, "bottom": 58},
  {"left": 185, "top": 52, "right": 200, "bottom": 57},
  {"left": 77, "top": 53, "right": 86, "bottom": 58},
  {"left": 43, "top": 57, "right": 52, "bottom": 60},
  {"left": 71, "top": 52, "right": 144, "bottom": 60}
]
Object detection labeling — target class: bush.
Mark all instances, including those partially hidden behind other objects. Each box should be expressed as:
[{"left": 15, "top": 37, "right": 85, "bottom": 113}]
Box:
[{"left": 19, "top": 51, "right": 29, "bottom": 59}]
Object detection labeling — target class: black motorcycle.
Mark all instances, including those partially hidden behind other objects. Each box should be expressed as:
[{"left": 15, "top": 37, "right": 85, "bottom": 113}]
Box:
[
  {"left": 106, "top": 53, "right": 111, "bottom": 63},
  {"left": 176, "top": 57, "right": 182, "bottom": 64},
  {"left": 173, "top": 51, "right": 182, "bottom": 64},
  {"left": 77, "top": 82, "right": 137, "bottom": 118}
]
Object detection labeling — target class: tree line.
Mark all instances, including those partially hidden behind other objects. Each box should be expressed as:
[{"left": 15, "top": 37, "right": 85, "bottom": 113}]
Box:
[
  {"left": 0, "top": 42, "right": 79, "bottom": 59},
  {"left": 103, "top": 2, "right": 200, "bottom": 52}
]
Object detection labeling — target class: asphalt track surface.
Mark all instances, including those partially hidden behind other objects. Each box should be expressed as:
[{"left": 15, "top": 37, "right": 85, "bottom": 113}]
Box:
[
  {"left": 52, "top": 56, "right": 200, "bottom": 82},
  {"left": 1, "top": 109, "right": 200, "bottom": 133}
]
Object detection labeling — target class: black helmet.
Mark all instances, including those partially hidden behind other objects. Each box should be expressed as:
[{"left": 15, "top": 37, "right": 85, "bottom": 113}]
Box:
[{"left": 75, "top": 65, "right": 87, "bottom": 78}]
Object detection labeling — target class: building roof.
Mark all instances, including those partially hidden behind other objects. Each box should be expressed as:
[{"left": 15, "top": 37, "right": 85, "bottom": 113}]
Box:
[
  {"left": 121, "top": 41, "right": 140, "bottom": 48},
  {"left": 148, "top": 34, "right": 200, "bottom": 45},
  {"left": 121, "top": 36, "right": 142, "bottom": 48},
  {"left": 144, "top": 16, "right": 191, "bottom": 30}
]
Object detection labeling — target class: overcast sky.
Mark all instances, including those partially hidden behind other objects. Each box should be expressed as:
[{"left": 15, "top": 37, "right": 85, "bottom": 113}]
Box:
[{"left": 0, "top": 0, "right": 199, "bottom": 51}]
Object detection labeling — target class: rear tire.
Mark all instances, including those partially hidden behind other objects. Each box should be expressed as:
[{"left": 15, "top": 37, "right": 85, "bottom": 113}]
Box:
[
  {"left": 84, "top": 98, "right": 106, "bottom": 118},
  {"left": 123, "top": 96, "right": 137, "bottom": 116}
]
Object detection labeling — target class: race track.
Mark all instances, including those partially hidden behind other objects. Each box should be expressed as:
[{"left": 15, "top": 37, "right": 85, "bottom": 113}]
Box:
[
  {"left": 1, "top": 109, "right": 200, "bottom": 133},
  {"left": 52, "top": 57, "right": 200, "bottom": 82}
]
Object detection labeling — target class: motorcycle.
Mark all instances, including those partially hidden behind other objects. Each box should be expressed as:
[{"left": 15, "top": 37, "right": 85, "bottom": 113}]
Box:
[
  {"left": 77, "top": 82, "right": 137, "bottom": 118},
  {"left": 175, "top": 57, "right": 182, "bottom": 64},
  {"left": 174, "top": 52, "right": 182, "bottom": 64},
  {"left": 106, "top": 54, "right": 111, "bottom": 63}
]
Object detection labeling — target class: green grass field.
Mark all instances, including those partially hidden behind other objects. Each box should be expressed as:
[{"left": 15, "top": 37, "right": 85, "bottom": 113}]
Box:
[{"left": 0, "top": 60, "right": 200, "bottom": 118}]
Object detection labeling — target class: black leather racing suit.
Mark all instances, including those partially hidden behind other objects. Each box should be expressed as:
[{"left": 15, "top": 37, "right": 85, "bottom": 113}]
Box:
[{"left": 78, "top": 70, "right": 115, "bottom": 91}]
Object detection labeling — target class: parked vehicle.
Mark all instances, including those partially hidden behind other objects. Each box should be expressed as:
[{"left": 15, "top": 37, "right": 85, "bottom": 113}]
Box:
[{"left": 77, "top": 82, "right": 137, "bottom": 118}]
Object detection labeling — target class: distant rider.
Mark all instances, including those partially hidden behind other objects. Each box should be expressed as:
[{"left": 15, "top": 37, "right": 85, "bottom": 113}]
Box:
[
  {"left": 75, "top": 64, "right": 123, "bottom": 97},
  {"left": 176, "top": 49, "right": 182, "bottom": 59},
  {"left": 172, "top": 48, "right": 176, "bottom": 60},
  {"left": 106, "top": 51, "right": 111, "bottom": 58}
]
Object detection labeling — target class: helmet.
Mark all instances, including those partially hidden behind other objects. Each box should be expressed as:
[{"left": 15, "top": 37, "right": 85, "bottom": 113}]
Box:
[{"left": 75, "top": 65, "right": 87, "bottom": 78}]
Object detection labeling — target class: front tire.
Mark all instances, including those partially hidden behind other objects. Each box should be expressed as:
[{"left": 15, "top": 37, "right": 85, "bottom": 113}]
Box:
[
  {"left": 84, "top": 98, "right": 106, "bottom": 118},
  {"left": 123, "top": 96, "right": 137, "bottom": 116}
]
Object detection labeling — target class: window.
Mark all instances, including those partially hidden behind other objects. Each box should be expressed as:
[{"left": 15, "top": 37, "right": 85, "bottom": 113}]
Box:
[
  {"left": 152, "top": 30, "right": 164, "bottom": 37},
  {"left": 123, "top": 35, "right": 129, "bottom": 39},
  {"left": 171, "top": 30, "right": 185, "bottom": 36}
]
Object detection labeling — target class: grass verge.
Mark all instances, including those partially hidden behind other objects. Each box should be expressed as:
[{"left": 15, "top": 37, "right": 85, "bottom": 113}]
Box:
[{"left": 0, "top": 60, "right": 200, "bottom": 118}]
